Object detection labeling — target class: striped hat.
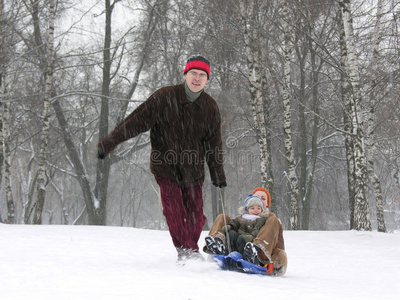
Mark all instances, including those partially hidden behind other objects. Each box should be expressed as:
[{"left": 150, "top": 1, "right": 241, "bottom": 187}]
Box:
[{"left": 183, "top": 55, "right": 210, "bottom": 79}]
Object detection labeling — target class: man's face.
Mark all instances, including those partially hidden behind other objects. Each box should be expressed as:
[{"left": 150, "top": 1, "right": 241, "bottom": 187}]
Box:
[
  {"left": 184, "top": 69, "right": 208, "bottom": 93},
  {"left": 254, "top": 191, "right": 268, "bottom": 208}
]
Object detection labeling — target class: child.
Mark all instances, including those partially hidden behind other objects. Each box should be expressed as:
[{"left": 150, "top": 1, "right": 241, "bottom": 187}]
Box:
[{"left": 205, "top": 194, "right": 268, "bottom": 256}]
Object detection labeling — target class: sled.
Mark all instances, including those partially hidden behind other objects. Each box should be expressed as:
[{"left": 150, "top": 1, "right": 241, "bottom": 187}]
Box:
[{"left": 212, "top": 251, "right": 275, "bottom": 275}]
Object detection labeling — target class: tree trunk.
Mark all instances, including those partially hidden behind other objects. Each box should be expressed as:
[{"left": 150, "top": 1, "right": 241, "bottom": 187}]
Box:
[
  {"left": 339, "top": 0, "right": 371, "bottom": 231},
  {"left": 0, "top": 99, "right": 3, "bottom": 217},
  {"left": 93, "top": 0, "right": 115, "bottom": 225},
  {"left": 239, "top": 0, "right": 274, "bottom": 204},
  {"left": 0, "top": 0, "right": 6, "bottom": 222},
  {"left": 339, "top": 13, "right": 356, "bottom": 229},
  {"left": 301, "top": 32, "right": 321, "bottom": 230},
  {"left": 297, "top": 42, "right": 308, "bottom": 228},
  {"left": 365, "top": 0, "right": 386, "bottom": 232},
  {"left": 0, "top": 0, "right": 4, "bottom": 193},
  {"left": 2, "top": 77, "right": 15, "bottom": 224},
  {"left": 262, "top": 100, "right": 277, "bottom": 212},
  {"left": 282, "top": 1, "right": 299, "bottom": 230},
  {"left": 260, "top": 3, "right": 276, "bottom": 212},
  {"left": 33, "top": 0, "right": 55, "bottom": 224}
]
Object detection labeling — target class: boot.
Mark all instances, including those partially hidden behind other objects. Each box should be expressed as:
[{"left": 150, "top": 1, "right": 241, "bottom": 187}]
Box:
[
  {"left": 243, "top": 242, "right": 262, "bottom": 264},
  {"left": 205, "top": 236, "right": 227, "bottom": 255},
  {"left": 176, "top": 248, "right": 205, "bottom": 265}
]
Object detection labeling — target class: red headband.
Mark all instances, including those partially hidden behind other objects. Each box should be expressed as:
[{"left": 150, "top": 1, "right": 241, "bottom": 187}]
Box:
[{"left": 183, "top": 60, "right": 210, "bottom": 78}]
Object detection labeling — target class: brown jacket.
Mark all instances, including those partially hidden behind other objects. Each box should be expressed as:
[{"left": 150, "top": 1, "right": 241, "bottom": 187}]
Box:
[{"left": 98, "top": 83, "right": 226, "bottom": 187}]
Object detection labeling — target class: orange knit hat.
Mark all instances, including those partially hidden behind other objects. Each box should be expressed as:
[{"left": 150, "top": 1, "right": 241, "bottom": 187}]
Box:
[{"left": 252, "top": 187, "right": 271, "bottom": 208}]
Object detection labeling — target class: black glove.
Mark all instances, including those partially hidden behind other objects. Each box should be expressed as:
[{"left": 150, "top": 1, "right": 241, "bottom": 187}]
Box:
[
  {"left": 213, "top": 181, "right": 227, "bottom": 188},
  {"left": 97, "top": 149, "right": 106, "bottom": 159}
]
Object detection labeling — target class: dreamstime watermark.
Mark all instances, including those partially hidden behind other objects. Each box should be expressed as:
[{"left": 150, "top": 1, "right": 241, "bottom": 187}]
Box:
[
  {"left": 121, "top": 135, "right": 258, "bottom": 165},
  {"left": 226, "top": 136, "right": 239, "bottom": 149}
]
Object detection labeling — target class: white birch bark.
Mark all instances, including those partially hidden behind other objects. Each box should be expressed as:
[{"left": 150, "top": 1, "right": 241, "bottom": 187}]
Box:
[
  {"left": 4, "top": 103, "right": 15, "bottom": 224},
  {"left": 259, "top": 3, "right": 276, "bottom": 205},
  {"left": 365, "top": 0, "right": 386, "bottom": 232},
  {"left": 1, "top": 0, "right": 15, "bottom": 223},
  {"left": 238, "top": 0, "right": 271, "bottom": 194},
  {"left": 2, "top": 77, "right": 15, "bottom": 224},
  {"left": 340, "top": 16, "right": 356, "bottom": 229},
  {"left": 340, "top": 0, "right": 371, "bottom": 231},
  {"left": 33, "top": 0, "right": 55, "bottom": 224},
  {"left": 282, "top": 0, "right": 299, "bottom": 230}
]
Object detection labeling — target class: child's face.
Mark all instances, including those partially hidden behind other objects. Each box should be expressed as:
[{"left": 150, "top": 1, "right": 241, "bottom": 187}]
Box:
[{"left": 248, "top": 205, "right": 262, "bottom": 216}]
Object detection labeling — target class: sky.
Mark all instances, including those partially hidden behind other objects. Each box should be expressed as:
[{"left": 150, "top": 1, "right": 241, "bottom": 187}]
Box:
[{"left": 1, "top": 224, "right": 400, "bottom": 300}]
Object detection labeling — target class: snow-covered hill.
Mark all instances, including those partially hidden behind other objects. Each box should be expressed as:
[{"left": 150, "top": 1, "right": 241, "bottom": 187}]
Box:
[{"left": 1, "top": 224, "right": 399, "bottom": 299}]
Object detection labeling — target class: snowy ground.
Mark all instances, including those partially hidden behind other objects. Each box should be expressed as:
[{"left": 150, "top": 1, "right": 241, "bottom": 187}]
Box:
[{"left": 1, "top": 224, "right": 399, "bottom": 300}]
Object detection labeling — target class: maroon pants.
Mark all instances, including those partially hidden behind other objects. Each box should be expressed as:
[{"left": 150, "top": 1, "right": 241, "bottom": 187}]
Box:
[{"left": 155, "top": 176, "right": 206, "bottom": 252}]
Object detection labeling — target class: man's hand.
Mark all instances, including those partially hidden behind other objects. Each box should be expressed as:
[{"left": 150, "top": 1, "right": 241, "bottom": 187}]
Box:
[
  {"left": 97, "top": 149, "right": 106, "bottom": 159},
  {"left": 213, "top": 181, "right": 227, "bottom": 188}
]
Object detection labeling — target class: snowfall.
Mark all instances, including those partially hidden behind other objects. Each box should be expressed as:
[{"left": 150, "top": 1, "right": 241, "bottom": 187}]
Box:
[{"left": 1, "top": 224, "right": 400, "bottom": 300}]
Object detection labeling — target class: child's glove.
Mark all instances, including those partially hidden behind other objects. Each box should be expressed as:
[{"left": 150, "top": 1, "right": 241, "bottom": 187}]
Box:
[{"left": 222, "top": 225, "right": 231, "bottom": 233}]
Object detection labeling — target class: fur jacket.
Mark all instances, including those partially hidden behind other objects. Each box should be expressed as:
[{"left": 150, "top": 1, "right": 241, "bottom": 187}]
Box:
[{"left": 227, "top": 207, "right": 270, "bottom": 237}]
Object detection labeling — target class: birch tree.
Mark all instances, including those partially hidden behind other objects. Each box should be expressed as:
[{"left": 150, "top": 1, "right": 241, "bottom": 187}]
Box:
[
  {"left": 238, "top": 0, "right": 275, "bottom": 205},
  {"left": 340, "top": 14, "right": 356, "bottom": 229},
  {"left": 339, "top": 0, "right": 371, "bottom": 231},
  {"left": 1, "top": 0, "right": 16, "bottom": 223},
  {"left": 364, "top": 0, "right": 386, "bottom": 232},
  {"left": 1, "top": 85, "right": 16, "bottom": 224},
  {"left": 2, "top": 85, "right": 15, "bottom": 224},
  {"left": 33, "top": 0, "right": 56, "bottom": 224},
  {"left": 282, "top": 0, "right": 299, "bottom": 229}
]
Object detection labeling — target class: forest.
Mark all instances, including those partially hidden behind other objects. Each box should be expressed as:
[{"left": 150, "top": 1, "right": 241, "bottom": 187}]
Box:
[{"left": 0, "top": 0, "right": 399, "bottom": 232}]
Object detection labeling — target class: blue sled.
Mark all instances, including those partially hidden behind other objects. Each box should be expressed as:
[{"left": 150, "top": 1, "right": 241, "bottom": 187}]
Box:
[{"left": 212, "top": 251, "right": 275, "bottom": 275}]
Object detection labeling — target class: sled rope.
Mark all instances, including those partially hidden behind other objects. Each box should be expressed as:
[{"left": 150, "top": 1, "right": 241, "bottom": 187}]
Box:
[{"left": 219, "top": 188, "right": 232, "bottom": 254}]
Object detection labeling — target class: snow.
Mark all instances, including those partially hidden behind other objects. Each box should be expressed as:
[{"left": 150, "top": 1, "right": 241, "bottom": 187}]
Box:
[{"left": 1, "top": 224, "right": 400, "bottom": 300}]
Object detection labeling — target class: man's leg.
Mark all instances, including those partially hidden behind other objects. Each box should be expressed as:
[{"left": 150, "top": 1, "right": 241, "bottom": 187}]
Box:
[
  {"left": 181, "top": 184, "right": 206, "bottom": 251},
  {"left": 155, "top": 176, "right": 188, "bottom": 250}
]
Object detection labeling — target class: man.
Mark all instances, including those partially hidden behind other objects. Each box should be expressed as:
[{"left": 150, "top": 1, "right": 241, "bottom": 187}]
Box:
[
  {"left": 97, "top": 55, "right": 227, "bottom": 262},
  {"left": 204, "top": 187, "right": 287, "bottom": 276}
]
